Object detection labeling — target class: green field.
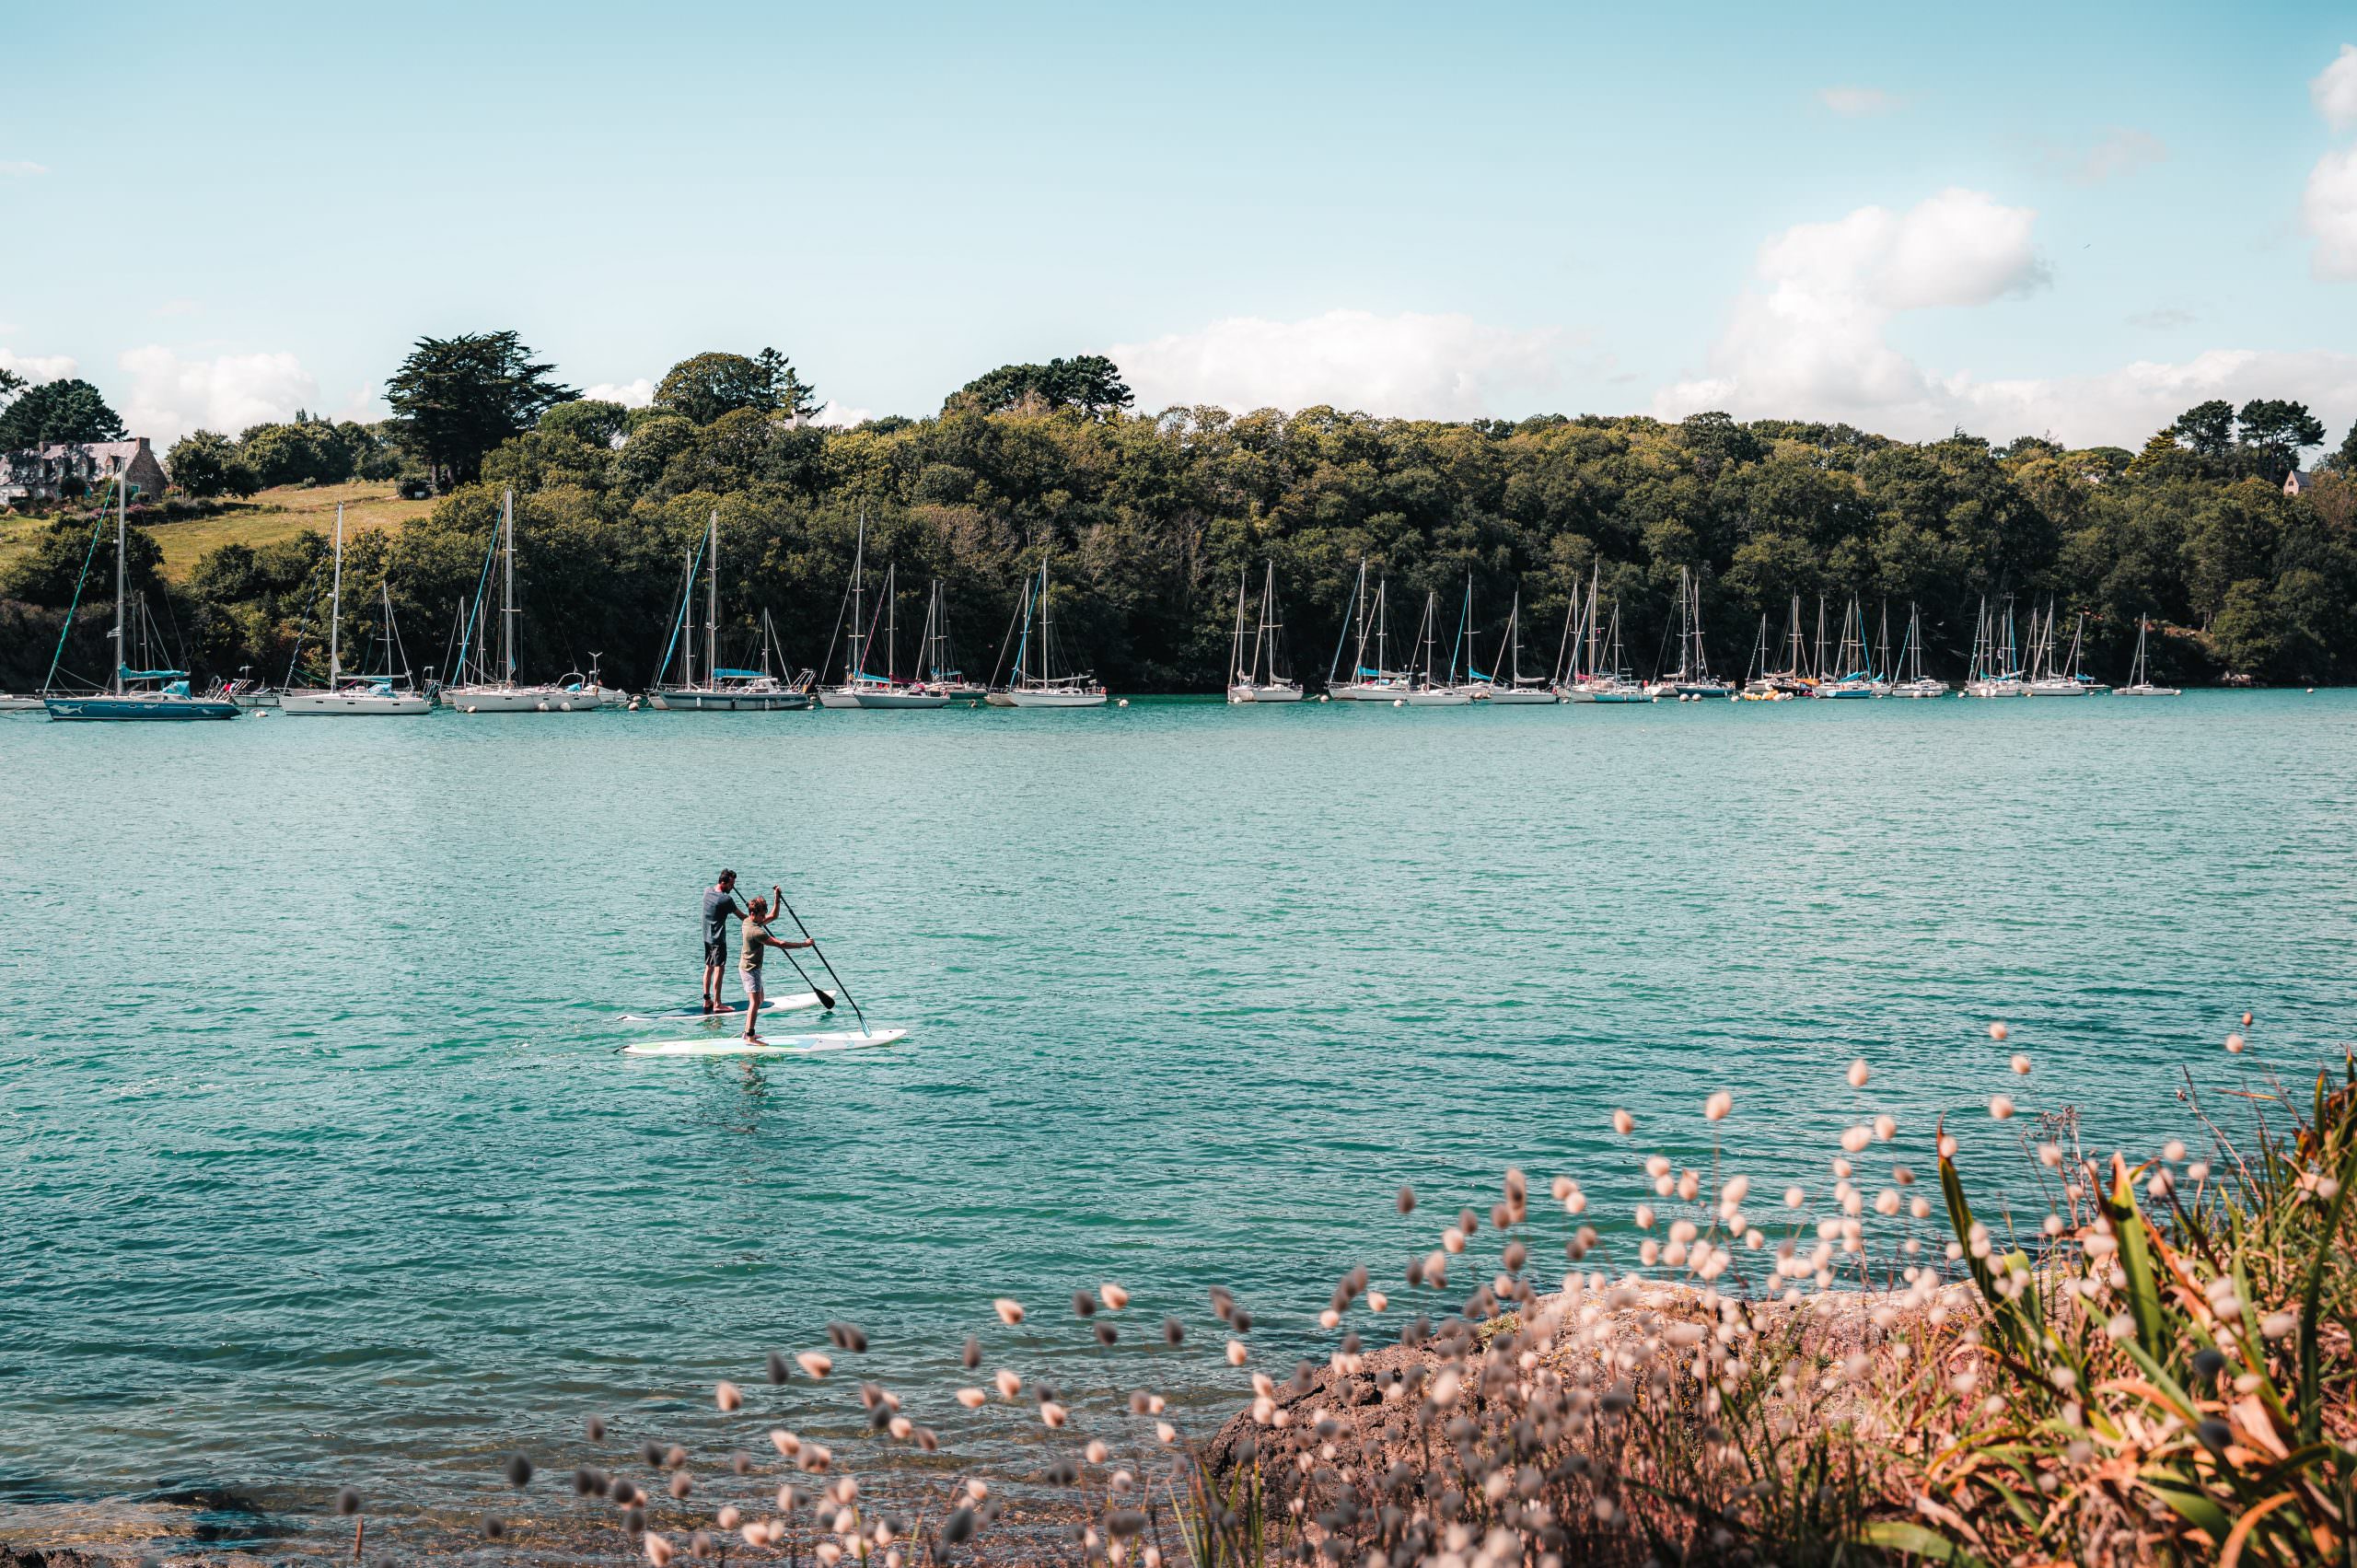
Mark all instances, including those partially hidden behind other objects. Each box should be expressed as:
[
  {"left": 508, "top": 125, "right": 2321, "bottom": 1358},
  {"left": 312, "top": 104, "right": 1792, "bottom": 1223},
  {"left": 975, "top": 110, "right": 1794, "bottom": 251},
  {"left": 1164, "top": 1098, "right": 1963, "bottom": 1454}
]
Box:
[{"left": 1, "top": 480, "right": 438, "bottom": 583}]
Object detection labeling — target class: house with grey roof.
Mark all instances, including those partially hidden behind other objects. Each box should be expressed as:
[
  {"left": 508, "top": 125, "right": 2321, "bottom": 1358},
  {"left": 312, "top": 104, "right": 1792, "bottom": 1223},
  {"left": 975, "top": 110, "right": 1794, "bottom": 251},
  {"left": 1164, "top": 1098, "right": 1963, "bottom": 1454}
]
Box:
[{"left": 0, "top": 436, "right": 169, "bottom": 505}]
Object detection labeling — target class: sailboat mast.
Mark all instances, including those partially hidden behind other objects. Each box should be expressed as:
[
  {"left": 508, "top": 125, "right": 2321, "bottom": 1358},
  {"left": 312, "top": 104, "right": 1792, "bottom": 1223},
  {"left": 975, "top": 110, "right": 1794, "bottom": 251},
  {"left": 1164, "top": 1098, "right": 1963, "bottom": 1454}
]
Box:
[
  {"left": 501, "top": 487, "right": 516, "bottom": 682},
  {"left": 328, "top": 502, "right": 345, "bottom": 686},
  {"left": 705, "top": 509, "right": 719, "bottom": 689},
  {"left": 111, "top": 478, "right": 127, "bottom": 693},
  {"left": 1231, "top": 567, "right": 1249, "bottom": 689},
  {"left": 848, "top": 512, "right": 866, "bottom": 682},
  {"left": 1257, "top": 562, "right": 1277, "bottom": 685}
]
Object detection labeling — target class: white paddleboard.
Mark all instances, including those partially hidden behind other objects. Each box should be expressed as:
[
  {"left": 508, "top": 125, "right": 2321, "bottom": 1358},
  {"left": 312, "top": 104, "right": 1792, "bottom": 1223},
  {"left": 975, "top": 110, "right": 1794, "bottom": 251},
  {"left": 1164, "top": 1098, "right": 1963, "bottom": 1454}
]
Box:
[
  {"left": 622, "top": 1028, "right": 911, "bottom": 1058},
  {"left": 618, "top": 994, "right": 826, "bottom": 1022}
]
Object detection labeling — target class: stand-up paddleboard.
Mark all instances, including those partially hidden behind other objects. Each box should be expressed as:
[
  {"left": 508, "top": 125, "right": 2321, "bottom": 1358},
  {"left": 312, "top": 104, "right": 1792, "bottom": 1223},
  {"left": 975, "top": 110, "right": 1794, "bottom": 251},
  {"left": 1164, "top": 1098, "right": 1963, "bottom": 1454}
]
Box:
[
  {"left": 621, "top": 1028, "right": 911, "bottom": 1058},
  {"left": 618, "top": 993, "right": 826, "bottom": 1023}
]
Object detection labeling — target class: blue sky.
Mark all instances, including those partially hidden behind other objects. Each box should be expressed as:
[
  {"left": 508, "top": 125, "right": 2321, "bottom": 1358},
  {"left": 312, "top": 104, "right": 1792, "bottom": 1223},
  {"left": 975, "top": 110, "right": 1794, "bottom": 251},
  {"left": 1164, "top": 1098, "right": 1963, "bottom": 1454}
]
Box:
[{"left": 4, "top": 0, "right": 2353, "bottom": 449}]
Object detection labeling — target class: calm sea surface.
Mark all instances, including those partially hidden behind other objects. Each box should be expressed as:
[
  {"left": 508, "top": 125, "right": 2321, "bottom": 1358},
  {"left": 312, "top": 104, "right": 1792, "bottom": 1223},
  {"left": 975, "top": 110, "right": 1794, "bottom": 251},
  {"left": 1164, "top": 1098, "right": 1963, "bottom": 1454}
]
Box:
[{"left": 4, "top": 693, "right": 2353, "bottom": 1554}]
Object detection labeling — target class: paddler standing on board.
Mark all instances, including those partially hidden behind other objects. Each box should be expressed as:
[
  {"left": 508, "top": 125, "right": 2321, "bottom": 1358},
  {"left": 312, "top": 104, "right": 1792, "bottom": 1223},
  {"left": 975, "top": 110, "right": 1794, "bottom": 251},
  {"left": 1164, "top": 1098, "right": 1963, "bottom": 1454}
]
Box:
[
  {"left": 702, "top": 870, "right": 743, "bottom": 1015},
  {"left": 738, "top": 888, "right": 813, "bottom": 1040}
]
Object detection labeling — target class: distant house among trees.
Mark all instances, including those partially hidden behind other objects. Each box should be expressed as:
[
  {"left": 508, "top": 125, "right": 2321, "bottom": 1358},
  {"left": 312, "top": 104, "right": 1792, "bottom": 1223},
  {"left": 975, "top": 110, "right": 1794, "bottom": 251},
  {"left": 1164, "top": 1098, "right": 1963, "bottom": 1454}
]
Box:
[
  {"left": 2283, "top": 468, "right": 2316, "bottom": 497},
  {"left": 0, "top": 436, "right": 169, "bottom": 505}
]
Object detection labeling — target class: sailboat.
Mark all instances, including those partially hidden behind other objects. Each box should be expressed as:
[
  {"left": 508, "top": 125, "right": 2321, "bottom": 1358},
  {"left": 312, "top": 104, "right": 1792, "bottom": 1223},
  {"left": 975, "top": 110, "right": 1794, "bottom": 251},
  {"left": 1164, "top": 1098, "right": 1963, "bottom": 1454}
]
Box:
[
  {"left": 1327, "top": 561, "right": 1412, "bottom": 700},
  {"left": 1961, "top": 598, "right": 2025, "bottom": 698},
  {"left": 1814, "top": 598, "right": 1882, "bottom": 698},
  {"left": 1746, "top": 594, "right": 1814, "bottom": 698},
  {"left": 1575, "top": 599, "right": 1653, "bottom": 703},
  {"left": 1557, "top": 563, "right": 1646, "bottom": 700},
  {"left": 821, "top": 518, "right": 950, "bottom": 708},
  {"left": 997, "top": 552, "right": 1109, "bottom": 706},
  {"left": 915, "top": 579, "right": 984, "bottom": 697},
  {"left": 281, "top": 505, "right": 432, "bottom": 714},
  {"left": 1651, "top": 567, "right": 1731, "bottom": 699},
  {"left": 2115, "top": 617, "right": 2180, "bottom": 696},
  {"left": 1738, "top": 613, "right": 1790, "bottom": 700},
  {"left": 1887, "top": 603, "right": 1949, "bottom": 698},
  {"left": 441, "top": 488, "right": 613, "bottom": 711},
  {"left": 1399, "top": 588, "right": 1472, "bottom": 705},
  {"left": 41, "top": 479, "right": 240, "bottom": 720},
  {"left": 2025, "top": 607, "right": 2104, "bottom": 695},
  {"left": 1227, "top": 562, "right": 1304, "bottom": 703},
  {"left": 1468, "top": 588, "right": 1558, "bottom": 703},
  {"left": 648, "top": 509, "right": 814, "bottom": 710}
]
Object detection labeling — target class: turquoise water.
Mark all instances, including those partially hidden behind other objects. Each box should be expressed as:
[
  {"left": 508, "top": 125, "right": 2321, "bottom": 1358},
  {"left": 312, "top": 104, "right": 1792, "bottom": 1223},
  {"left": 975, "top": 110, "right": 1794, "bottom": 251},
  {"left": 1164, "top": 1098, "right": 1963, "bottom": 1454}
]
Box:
[{"left": 4, "top": 694, "right": 2352, "bottom": 1552}]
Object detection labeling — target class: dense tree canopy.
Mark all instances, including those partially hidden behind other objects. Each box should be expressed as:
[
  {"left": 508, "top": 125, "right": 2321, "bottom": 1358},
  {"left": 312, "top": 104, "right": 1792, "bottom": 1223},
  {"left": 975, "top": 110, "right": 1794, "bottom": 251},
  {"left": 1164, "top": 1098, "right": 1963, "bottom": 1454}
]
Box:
[
  {"left": 651, "top": 349, "right": 820, "bottom": 425},
  {"left": 8, "top": 345, "right": 2356, "bottom": 696},
  {"left": 951, "top": 355, "right": 1133, "bottom": 417},
  {"left": 385, "top": 331, "right": 575, "bottom": 491},
  {"left": 0, "top": 377, "right": 126, "bottom": 449}
]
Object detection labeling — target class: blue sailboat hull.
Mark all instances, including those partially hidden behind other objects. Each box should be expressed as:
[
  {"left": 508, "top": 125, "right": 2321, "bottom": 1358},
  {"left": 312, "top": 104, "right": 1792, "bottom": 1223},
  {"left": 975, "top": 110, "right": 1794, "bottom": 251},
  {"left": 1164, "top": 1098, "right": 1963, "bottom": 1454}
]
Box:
[{"left": 45, "top": 696, "right": 240, "bottom": 721}]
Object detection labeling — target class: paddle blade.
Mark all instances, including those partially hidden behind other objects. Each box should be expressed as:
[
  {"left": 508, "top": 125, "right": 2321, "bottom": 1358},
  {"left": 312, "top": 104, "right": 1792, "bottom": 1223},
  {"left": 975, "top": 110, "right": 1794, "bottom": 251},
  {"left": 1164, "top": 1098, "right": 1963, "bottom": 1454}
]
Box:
[{"left": 817, "top": 990, "right": 837, "bottom": 1010}]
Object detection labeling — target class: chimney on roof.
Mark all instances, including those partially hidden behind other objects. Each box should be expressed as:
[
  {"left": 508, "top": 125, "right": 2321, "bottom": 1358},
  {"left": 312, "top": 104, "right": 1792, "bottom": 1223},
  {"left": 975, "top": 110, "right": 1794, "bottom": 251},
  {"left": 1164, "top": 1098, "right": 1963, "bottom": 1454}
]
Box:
[{"left": 135, "top": 436, "right": 151, "bottom": 452}]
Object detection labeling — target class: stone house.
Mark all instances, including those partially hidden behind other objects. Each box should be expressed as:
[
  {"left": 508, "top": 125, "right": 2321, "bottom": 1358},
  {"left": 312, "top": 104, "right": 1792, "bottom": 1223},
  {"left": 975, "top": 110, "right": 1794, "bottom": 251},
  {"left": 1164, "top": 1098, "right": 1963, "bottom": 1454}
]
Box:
[{"left": 0, "top": 436, "right": 170, "bottom": 504}]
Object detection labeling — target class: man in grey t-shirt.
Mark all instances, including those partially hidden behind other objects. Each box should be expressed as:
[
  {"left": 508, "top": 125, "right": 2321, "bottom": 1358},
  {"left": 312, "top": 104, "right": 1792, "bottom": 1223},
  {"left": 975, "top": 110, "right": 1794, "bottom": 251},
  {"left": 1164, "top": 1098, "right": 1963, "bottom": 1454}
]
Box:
[{"left": 702, "top": 870, "right": 741, "bottom": 1014}]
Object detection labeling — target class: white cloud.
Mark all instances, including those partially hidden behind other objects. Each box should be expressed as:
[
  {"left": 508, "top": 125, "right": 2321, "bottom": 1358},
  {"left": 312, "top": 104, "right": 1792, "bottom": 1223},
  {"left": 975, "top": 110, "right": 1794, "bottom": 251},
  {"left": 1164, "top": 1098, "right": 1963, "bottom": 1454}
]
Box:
[
  {"left": 583, "top": 378, "right": 654, "bottom": 407},
  {"left": 1110, "top": 308, "right": 1566, "bottom": 420},
  {"left": 0, "top": 160, "right": 46, "bottom": 177},
  {"left": 2044, "top": 128, "right": 2166, "bottom": 185},
  {"left": 1817, "top": 87, "right": 1899, "bottom": 117},
  {"left": 1, "top": 346, "right": 79, "bottom": 384},
  {"left": 813, "top": 401, "right": 875, "bottom": 427},
  {"left": 2314, "top": 42, "right": 2357, "bottom": 132},
  {"left": 117, "top": 344, "right": 318, "bottom": 444},
  {"left": 1646, "top": 188, "right": 2356, "bottom": 445},
  {"left": 1655, "top": 189, "right": 2045, "bottom": 428},
  {"left": 2307, "top": 143, "right": 2357, "bottom": 280}
]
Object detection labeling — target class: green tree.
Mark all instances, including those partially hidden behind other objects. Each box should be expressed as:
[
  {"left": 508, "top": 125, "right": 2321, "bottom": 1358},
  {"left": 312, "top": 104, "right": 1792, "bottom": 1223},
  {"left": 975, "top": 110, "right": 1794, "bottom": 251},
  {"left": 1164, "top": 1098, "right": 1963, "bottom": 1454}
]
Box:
[
  {"left": 2235, "top": 399, "right": 2327, "bottom": 482},
  {"left": 238, "top": 418, "right": 354, "bottom": 487},
  {"left": 384, "top": 331, "right": 575, "bottom": 491},
  {"left": 2170, "top": 400, "right": 2235, "bottom": 463},
  {"left": 0, "top": 513, "right": 165, "bottom": 606},
  {"left": 651, "top": 349, "right": 820, "bottom": 425},
  {"left": 951, "top": 355, "right": 1133, "bottom": 417},
  {"left": 166, "top": 430, "right": 261, "bottom": 498},
  {"left": 540, "top": 399, "right": 630, "bottom": 447},
  {"left": 0, "top": 377, "right": 126, "bottom": 448},
  {"left": 0, "top": 366, "right": 23, "bottom": 405},
  {"left": 2331, "top": 417, "right": 2357, "bottom": 474}
]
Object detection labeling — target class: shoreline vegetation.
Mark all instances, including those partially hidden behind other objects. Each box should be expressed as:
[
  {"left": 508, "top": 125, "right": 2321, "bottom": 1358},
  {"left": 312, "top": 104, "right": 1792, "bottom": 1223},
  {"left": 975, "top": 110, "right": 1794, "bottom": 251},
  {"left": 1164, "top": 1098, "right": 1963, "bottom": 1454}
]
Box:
[
  {"left": 8, "top": 1029, "right": 2350, "bottom": 1567},
  {"left": 5, "top": 337, "right": 2357, "bottom": 694}
]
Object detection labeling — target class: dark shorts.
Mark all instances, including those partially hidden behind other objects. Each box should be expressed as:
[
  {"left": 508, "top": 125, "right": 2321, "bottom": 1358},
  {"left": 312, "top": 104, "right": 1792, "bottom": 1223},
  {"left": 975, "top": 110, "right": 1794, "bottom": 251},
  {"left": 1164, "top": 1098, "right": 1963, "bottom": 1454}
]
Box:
[{"left": 704, "top": 935, "right": 728, "bottom": 968}]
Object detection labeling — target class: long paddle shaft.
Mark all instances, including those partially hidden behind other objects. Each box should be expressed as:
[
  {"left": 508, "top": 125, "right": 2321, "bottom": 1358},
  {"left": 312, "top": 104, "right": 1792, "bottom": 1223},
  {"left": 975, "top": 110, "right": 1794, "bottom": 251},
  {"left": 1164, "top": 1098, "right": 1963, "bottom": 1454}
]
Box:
[
  {"left": 777, "top": 899, "right": 866, "bottom": 1034},
  {"left": 734, "top": 894, "right": 835, "bottom": 1012}
]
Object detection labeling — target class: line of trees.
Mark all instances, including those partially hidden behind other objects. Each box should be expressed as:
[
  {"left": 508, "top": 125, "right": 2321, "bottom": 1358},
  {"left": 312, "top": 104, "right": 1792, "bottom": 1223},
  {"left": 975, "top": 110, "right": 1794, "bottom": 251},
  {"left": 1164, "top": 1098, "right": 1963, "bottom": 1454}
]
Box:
[{"left": 6, "top": 332, "right": 2356, "bottom": 693}]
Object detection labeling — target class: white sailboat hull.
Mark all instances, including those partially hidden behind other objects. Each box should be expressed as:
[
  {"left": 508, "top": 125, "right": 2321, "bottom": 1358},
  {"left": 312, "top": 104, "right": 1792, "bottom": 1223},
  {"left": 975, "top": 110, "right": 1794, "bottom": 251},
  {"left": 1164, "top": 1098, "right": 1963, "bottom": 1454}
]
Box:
[
  {"left": 1399, "top": 688, "right": 1472, "bottom": 706},
  {"left": 442, "top": 684, "right": 610, "bottom": 712},
  {"left": 2022, "top": 679, "right": 2095, "bottom": 697},
  {"left": 1227, "top": 682, "right": 1306, "bottom": 703},
  {"left": 1001, "top": 688, "right": 1109, "bottom": 708},
  {"left": 1329, "top": 680, "right": 1411, "bottom": 702},
  {"left": 1480, "top": 686, "right": 1560, "bottom": 705},
  {"left": 0, "top": 693, "right": 50, "bottom": 711},
  {"left": 281, "top": 689, "right": 433, "bottom": 715},
  {"left": 1888, "top": 679, "right": 1950, "bottom": 699},
  {"left": 647, "top": 688, "right": 813, "bottom": 712}
]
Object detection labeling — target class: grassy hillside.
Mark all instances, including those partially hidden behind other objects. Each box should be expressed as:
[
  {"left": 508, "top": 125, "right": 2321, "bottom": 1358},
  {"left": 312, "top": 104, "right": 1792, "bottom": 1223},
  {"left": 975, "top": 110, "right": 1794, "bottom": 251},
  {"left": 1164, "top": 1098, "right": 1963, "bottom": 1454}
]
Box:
[
  {"left": 0, "top": 480, "right": 437, "bottom": 582},
  {"left": 144, "top": 481, "right": 437, "bottom": 577}
]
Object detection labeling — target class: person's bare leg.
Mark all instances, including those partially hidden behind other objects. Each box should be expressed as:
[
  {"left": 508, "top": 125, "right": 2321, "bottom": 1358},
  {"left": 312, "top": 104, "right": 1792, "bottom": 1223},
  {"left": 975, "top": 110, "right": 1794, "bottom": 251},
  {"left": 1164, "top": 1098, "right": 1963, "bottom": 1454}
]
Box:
[
  {"left": 742, "top": 988, "right": 762, "bottom": 1040},
  {"left": 703, "top": 963, "right": 720, "bottom": 1012}
]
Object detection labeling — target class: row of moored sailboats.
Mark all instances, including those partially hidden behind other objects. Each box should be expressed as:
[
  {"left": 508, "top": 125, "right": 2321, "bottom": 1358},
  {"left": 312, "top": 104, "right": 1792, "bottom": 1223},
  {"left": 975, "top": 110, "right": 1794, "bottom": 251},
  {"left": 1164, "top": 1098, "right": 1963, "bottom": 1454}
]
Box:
[{"left": 19, "top": 482, "right": 2180, "bottom": 722}]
